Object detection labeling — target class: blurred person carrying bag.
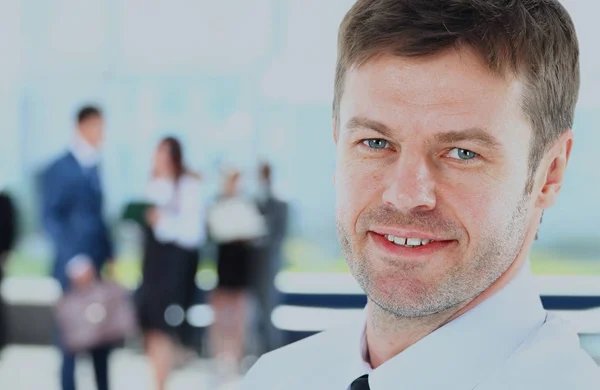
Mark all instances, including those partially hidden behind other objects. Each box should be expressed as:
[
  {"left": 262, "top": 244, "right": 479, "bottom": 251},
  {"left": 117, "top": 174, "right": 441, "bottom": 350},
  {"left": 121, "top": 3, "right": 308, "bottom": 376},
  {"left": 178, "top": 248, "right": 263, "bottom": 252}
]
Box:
[{"left": 55, "top": 256, "right": 138, "bottom": 353}]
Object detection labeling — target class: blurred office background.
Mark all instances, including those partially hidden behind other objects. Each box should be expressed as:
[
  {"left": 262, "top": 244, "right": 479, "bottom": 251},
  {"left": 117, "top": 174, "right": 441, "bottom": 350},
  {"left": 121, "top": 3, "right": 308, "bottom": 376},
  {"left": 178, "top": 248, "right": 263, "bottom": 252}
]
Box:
[
  {"left": 1, "top": 0, "right": 356, "bottom": 278},
  {"left": 0, "top": 0, "right": 599, "bottom": 389}
]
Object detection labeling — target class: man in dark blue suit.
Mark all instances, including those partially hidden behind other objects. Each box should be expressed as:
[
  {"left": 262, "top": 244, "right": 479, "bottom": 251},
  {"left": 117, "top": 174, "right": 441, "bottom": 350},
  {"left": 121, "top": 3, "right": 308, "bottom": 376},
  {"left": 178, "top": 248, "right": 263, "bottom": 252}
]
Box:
[{"left": 41, "top": 106, "right": 113, "bottom": 390}]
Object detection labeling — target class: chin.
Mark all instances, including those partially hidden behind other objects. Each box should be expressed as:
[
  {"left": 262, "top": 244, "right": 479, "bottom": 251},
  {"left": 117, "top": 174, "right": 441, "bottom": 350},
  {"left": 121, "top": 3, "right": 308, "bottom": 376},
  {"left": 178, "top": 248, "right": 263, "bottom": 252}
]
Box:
[
  {"left": 362, "top": 269, "right": 444, "bottom": 311},
  {"left": 369, "top": 291, "right": 440, "bottom": 318},
  {"left": 367, "top": 273, "right": 423, "bottom": 300}
]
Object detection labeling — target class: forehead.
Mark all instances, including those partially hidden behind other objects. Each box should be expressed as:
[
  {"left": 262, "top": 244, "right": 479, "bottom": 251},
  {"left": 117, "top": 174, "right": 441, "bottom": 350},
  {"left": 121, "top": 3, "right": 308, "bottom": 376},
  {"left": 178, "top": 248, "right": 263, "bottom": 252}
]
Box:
[
  {"left": 82, "top": 115, "right": 103, "bottom": 125},
  {"left": 339, "top": 49, "right": 528, "bottom": 137}
]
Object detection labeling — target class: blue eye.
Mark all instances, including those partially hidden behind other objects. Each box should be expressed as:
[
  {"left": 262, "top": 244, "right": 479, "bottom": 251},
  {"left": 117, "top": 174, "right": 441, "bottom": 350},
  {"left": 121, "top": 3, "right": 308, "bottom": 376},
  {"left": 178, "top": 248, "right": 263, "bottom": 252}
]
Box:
[
  {"left": 447, "top": 148, "right": 478, "bottom": 161},
  {"left": 363, "top": 139, "right": 389, "bottom": 150}
]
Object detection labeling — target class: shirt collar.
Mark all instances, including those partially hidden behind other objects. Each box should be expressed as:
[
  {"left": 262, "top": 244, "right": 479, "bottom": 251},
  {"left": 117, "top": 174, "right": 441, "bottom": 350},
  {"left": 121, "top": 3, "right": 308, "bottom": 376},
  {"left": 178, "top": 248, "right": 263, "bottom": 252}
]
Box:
[
  {"left": 70, "top": 133, "right": 100, "bottom": 168},
  {"left": 351, "top": 264, "right": 547, "bottom": 389}
]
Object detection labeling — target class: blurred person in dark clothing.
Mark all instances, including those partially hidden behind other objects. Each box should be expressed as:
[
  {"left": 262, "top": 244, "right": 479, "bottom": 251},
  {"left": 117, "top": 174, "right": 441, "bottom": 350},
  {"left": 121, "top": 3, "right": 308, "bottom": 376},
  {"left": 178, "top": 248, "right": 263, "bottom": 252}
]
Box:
[
  {"left": 252, "top": 162, "right": 288, "bottom": 354},
  {"left": 41, "top": 106, "right": 113, "bottom": 390},
  {"left": 138, "top": 136, "right": 205, "bottom": 390},
  {"left": 0, "top": 186, "right": 17, "bottom": 351},
  {"left": 207, "top": 169, "right": 266, "bottom": 375}
]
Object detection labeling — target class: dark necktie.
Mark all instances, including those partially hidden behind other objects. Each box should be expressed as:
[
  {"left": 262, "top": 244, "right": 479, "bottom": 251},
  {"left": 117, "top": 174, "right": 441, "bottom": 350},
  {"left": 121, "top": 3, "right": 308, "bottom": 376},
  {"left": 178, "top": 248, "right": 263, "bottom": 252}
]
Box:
[{"left": 350, "top": 374, "right": 370, "bottom": 390}]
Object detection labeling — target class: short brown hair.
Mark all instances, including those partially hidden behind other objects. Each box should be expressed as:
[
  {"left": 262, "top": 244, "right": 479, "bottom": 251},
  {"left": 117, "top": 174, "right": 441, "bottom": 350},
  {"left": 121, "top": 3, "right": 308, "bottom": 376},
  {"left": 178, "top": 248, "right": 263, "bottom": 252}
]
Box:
[
  {"left": 77, "top": 105, "right": 102, "bottom": 124},
  {"left": 334, "top": 0, "right": 580, "bottom": 190}
]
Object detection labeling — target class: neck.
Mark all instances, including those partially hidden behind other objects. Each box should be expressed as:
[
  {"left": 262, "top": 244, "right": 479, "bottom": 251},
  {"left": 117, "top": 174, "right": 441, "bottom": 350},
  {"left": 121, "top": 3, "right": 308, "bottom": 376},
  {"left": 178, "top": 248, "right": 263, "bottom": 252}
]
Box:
[
  {"left": 366, "top": 239, "right": 533, "bottom": 368},
  {"left": 365, "top": 302, "right": 444, "bottom": 368},
  {"left": 71, "top": 133, "right": 100, "bottom": 168},
  {"left": 76, "top": 132, "right": 97, "bottom": 150}
]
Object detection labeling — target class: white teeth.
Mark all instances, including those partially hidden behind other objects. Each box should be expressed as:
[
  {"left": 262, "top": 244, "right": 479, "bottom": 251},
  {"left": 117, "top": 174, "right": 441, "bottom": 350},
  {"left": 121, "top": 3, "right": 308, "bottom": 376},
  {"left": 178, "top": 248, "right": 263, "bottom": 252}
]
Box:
[
  {"left": 385, "top": 235, "right": 434, "bottom": 247},
  {"left": 406, "top": 238, "right": 422, "bottom": 246},
  {"left": 393, "top": 236, "right": 407, "bottom": 245}
]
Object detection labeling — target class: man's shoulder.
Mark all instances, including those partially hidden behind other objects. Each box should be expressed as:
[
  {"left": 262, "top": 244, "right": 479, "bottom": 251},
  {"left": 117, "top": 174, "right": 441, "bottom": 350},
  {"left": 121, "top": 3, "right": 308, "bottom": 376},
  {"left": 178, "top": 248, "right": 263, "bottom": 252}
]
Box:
[
  {"left": 483, "top": 313, "right": 600, "bottom": 389},
  {"left": 242, "top": 325, "right": 357, "bottom": 388},
  {"left": 45, "top": 152, "right": 75, "bottom": 176}
]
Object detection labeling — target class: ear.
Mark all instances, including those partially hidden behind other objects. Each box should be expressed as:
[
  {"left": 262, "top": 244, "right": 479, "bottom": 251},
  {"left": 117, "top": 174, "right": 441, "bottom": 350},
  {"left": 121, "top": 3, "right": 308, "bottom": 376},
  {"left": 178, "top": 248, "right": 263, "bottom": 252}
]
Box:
[
  {"left": 535, "top": 130, "right": 573, "bottom": 209},
  {"left": 332, "top": 116, "right": 339, "bottom": 144},
  {"left": 332, "top": 117, "right": 338, "bottom": 185}
]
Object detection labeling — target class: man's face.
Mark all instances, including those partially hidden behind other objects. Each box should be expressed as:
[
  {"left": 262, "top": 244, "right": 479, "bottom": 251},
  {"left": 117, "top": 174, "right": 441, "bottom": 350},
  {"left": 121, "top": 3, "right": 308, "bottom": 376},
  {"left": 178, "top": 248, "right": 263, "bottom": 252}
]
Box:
[
  {"left": 335, "top": 49, "right": 539, "bottom": 317},
  {"left": 79, "top": 115, "right": 104, "bottom": 149}
]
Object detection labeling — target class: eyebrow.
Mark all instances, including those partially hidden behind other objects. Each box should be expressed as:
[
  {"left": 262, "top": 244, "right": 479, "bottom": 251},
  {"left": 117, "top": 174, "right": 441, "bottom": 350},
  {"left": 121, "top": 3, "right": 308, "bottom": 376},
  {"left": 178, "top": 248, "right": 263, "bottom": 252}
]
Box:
[
  {"left": 345, "top": 117, "right": 394, "bottom": 138},
  {"left": 346, "top": 116, "right": 501, "bottom": 150},
  {"left": 433, "top": 128, "right": 502, "bottom": 150}
]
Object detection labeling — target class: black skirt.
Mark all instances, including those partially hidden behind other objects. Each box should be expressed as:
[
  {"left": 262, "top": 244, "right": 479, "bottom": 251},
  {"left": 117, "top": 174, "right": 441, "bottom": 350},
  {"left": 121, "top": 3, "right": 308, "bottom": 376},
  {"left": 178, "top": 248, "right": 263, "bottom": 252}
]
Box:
[
  {"left": 137, "top": 229, "right": 199, "bottom": 334},
  {"left": 217, "top": 242, "right": 252, "bottom": 290}
]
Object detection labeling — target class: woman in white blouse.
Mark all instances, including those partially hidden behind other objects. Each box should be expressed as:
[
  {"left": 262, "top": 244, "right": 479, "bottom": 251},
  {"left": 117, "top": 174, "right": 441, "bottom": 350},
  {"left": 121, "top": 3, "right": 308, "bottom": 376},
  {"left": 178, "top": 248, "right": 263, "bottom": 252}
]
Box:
[
  {"left": 139, "top": 136, "right": 205, "bottom": 390},
  {"left": 207, "top": 168, "right": 266, "bottom": 376}
]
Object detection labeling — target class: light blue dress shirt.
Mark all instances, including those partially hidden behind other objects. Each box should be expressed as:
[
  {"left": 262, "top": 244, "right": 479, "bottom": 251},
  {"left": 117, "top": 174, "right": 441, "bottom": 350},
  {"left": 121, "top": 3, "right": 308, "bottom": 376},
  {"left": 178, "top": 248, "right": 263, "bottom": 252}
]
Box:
[{"left": 242, "top": 266, "right": 600, "bottom": 389}]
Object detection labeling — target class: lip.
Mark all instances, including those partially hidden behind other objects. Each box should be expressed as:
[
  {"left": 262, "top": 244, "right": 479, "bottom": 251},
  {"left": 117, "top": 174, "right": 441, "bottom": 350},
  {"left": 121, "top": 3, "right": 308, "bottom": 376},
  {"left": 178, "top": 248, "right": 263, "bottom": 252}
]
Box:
[
  {"left": 370, "top": 227, "right": 446, "bottom": 241},
  {"left": 368, "top": 231, "right": 455, "bottom": 258}
]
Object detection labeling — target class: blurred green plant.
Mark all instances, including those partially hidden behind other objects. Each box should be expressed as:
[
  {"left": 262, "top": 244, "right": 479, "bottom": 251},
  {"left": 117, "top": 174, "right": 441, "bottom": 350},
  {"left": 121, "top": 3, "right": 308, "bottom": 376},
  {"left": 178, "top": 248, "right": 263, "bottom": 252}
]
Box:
[{"left": 4, "top": 237, "right": 600, "bottom": 283}]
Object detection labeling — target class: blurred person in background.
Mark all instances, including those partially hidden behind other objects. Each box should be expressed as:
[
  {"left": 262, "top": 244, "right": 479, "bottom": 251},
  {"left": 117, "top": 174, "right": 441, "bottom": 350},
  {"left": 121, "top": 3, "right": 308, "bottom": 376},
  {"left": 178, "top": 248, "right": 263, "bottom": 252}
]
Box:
[
  {"left": 207, "top": 168, "right": 266, "bottom": 378},
  {"left": 138, "top": 136, "right": 205, "bottom": 390},
  {"left": 251, "top": 162, "right": 288, "bottom": 354},
  {"left": 41, "top": 106, "right": 113, "bottom": 390},
  {"left": 0, "top": 184, "right": 17, "bottom": 352},
  {"left": 243, "top": 0, "right": 600, "bottom": 389}
]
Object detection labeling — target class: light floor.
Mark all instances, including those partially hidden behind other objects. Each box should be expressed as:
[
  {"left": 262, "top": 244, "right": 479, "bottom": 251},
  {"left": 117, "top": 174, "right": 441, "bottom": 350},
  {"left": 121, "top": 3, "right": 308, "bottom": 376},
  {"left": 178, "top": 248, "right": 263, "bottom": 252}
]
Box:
[{"left": 0, "top": 346, "right": 242, "bottom": 390}]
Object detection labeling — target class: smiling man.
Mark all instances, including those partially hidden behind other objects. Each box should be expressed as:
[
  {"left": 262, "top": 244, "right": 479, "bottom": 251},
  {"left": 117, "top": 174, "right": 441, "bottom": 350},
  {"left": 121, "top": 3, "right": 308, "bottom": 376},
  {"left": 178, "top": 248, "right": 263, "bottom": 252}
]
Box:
[{"left": 242, "top": 1, "right": 600, "bottom": 389}]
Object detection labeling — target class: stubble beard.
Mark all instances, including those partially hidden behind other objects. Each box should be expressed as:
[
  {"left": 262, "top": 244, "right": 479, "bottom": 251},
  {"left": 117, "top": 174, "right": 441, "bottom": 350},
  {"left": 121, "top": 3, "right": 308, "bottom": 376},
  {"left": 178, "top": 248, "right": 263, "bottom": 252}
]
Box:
[{"left": 336, "top": 197, "right": 530, "bottom": 319}]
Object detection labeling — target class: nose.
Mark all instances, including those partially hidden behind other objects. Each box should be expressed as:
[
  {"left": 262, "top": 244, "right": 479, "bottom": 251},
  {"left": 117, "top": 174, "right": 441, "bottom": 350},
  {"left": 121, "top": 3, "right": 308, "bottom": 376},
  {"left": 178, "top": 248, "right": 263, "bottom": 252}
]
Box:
[{"left": 382, "top": 153, "right": 437, "bottom": 212}]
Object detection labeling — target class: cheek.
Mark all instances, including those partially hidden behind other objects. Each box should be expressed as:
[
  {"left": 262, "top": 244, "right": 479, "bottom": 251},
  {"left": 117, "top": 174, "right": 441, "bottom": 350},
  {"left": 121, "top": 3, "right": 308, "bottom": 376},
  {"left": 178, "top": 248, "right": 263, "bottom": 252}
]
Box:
[
  {"left": 441, "top": 177, "right": 522, "bottom": 240},
  {"left": 159, "top": 152, "right": 170, "bottom": 165},
  {"left": 91, "top": 127, "right": 101, "bottom": 141},
  {"left": 335, "top": 157, "right": 386, "bottom": 222}
]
